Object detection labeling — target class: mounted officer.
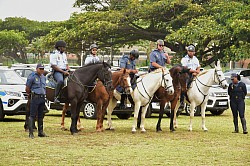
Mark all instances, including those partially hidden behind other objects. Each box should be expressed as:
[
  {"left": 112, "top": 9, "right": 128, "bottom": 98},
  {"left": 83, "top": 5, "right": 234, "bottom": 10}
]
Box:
[
  {"left": 25, "top": 64, "right": 47, "bottom": 139},
  {"left": 149, "top": 39, "right": 171, "bottom": 72},
  {"left": 228, "top": 73, "right": 248, "bottom": 134},
  {"left": 180, "top": 45, "right": 200, "bottom": 108},
  {"left": 50, "top": 40, "right": 70, "bottom": 103},
  {"left": 85, "top": 44, "right": 100, "bottom": 65},
  {"left": 118, "top": 49, "right": 139, "bottom": 109}
]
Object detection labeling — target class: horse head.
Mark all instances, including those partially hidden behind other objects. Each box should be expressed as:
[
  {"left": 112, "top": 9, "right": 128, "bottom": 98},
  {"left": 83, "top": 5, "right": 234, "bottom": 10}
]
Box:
[
  {"left": 97, "top": 62, "right": 113, "bottom": 91},
  {"left": 214, "top": 60, "right": 228, "bottom": 89},
  {"left": 162, "top": 68, "right": 174, "bottom": 95},
  {"left": 170, "top": 65, "right": 190, "bottom": 92},
  {"left": 119, "top": 68, "right": 132, "bottom": 94}
]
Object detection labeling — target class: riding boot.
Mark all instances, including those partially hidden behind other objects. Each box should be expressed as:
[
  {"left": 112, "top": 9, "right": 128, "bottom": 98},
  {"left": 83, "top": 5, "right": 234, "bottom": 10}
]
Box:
[
  {"left": 119, "top": 94, "right": 126, "bottom": 109},
  {"left": 240, "top": 118, "right": 248, "bottom": 134},
  {"left": 54, "top": 82, "right": 63, "bottom": 103},
  {"left": 127, "top": 95, "right": 134, "bottom": 105},
  {"left": 38, "top": 118, "right": 48, "bottom": 137},
  {"left": 28, "top": 117, "right": 34, "bottom": 139},
  {"left": 179, "top": 92, "right": 185, "bottom": 109},
  {"left": 232, "top": 118, "right": 239, "bottom": 133}
]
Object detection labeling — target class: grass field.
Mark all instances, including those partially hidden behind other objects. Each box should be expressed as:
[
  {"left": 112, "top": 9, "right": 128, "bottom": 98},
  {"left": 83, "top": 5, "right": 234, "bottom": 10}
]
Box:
[{"left": 0, "top": 100, "right": 250, "bottom": 166}]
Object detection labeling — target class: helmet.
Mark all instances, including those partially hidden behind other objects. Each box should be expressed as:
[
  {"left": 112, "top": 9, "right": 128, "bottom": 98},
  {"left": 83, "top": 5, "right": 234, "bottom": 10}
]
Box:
[
  {"left": 156, "top": 39, "right": 164, "bottom": 46},
  {"left": 90, "top": 44, "right": 98, "bottom": 50},
  {"left": 130, "top": 49, "right": 139, "bottom": 59},
  {"left": 187, "top": 45, "right": 195, "bottom": 52},
  {"left": 55, "top": 40, "right": 66, "bottom": 48}
]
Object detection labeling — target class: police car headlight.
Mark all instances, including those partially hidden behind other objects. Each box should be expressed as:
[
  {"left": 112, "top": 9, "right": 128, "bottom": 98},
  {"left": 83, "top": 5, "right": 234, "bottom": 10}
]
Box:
[{"left": 5, "top": 91, "right": 22, "bottom": 97}]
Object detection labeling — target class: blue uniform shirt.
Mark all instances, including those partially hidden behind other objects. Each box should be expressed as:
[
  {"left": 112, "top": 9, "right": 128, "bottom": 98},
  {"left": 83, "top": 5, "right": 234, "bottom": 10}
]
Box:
[
  {"left": 228, "top": 81, "right": 247, "bottom": 100},
  {"left": 119, "top": 55, "right": 136, "bottom": 70},
  {"left": 26, "top": 72, "right": 46, "bottom": 95},
  {"left": 149, "top": 49, "right": 166, "bottom": 70}
]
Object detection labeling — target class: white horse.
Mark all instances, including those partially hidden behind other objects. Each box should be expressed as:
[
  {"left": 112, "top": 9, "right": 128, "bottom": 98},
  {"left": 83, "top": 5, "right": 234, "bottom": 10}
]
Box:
[
  {"left": 173, "top": 61, "right": 228, "bottom": 131},
  {"left": 132, "top": 68, "right": 174, "bottom": 133}
]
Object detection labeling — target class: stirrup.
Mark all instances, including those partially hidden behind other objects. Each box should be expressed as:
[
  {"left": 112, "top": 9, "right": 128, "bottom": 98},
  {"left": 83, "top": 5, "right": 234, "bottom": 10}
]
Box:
[{"left": 54, "top": 98, "right": 60, "bottom": 104}]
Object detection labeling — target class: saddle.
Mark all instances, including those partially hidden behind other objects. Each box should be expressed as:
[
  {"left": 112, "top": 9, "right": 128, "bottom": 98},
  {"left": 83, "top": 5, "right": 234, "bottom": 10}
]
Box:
[{"left": 45, "top": 73, "right": 68, "bottom": 89}]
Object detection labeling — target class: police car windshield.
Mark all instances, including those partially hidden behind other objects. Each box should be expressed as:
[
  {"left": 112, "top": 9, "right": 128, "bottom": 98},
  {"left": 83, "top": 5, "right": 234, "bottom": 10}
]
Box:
[{"left": 0, "top": 70, "right": 26, "bottom": 85}]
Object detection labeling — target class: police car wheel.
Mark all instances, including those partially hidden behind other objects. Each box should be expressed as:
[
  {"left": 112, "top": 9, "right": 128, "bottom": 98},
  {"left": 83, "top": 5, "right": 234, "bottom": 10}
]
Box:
[
  {"left": 0, "top": 102, "right": 5, "bottom": 121},
  {"left": 185, "top": 104, "right": 201, "bottom": 116},
  {"left": 83, "top": 102, "right": 97, "bottom": 119}
]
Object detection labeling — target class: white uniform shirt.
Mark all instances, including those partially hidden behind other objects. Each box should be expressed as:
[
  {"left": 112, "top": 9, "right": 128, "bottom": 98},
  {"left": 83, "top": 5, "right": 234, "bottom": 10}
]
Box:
[
  {"left": 181, "top": 55, "right": 200, "bottom": 70},
  {"left": 84, "top": 55, "right": 100, "bottom": 65},
  {"left": 50, "top": 50, "right": 68, "bottom": 69}
]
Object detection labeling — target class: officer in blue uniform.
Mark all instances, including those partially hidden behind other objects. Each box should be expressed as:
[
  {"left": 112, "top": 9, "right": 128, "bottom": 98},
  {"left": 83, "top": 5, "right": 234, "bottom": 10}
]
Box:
[
  {"left": 50, "top": 40, "right": 70, "bottom": 103},
  {"left": 228, "top": 73, "right": 248, "bottom": 134},
  {"left": 149, "top": 39, "right": 171, "bottom": 72},
  {"left": 26, "top": 64, "right": 47, "bottom": 139},
  {"left": 118, "top": 50, "right": 139, "bottom": 109}
]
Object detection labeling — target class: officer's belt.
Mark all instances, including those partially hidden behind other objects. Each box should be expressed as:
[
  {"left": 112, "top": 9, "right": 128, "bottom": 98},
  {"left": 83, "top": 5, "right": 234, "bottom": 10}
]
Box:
[{"left": 31, "top": 93, "right": 46, "bottom": 98}]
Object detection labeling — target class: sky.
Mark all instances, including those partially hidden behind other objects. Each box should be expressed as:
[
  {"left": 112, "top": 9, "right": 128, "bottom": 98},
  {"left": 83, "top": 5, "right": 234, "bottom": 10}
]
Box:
[{"left": 0, "top": 0, "right": 81, "bottom": 21}]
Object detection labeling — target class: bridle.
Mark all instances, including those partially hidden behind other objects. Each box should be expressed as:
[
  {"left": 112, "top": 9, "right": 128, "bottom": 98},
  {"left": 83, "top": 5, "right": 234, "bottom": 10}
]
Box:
[
  {"left": 97, "top": 68, "right": 113, "bottom": 90},
  {"left": 136, "top": 70, "right": 172, "bottom": 107},
  {"left": 193, "top": 68, "right": 226, "bottom": 106}
]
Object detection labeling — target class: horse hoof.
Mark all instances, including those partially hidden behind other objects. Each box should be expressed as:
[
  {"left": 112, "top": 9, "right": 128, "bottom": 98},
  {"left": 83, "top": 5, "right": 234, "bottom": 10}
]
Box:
[
  {"left": 61, "top": 127, "right": 68, "bottom": 131},
  {"left": 141, "top": 130, "right": 146, "bottom": 133},
  {"left": 156, "top": 129, "right": 162, "bottom": 132},
  {"left": 106, "top": 128, "right": 115, "bottom": 131},
  {"left": 71, "top": 132, "right": 79, "bottom": 136},
  {"left": 203, "top": 129, "right": 208, "bottom": 132},
  {"left": 132, "top": 130, "right": 136, "bottom": 134}
]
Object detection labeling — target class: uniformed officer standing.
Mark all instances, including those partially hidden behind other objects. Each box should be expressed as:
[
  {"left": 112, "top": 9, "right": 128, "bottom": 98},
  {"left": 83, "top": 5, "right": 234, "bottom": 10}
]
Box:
[
  {"left": 149, "top": 39, "right": 171, "bottom": 72},
  {"left": 228, "top": 73, "right": 248, "bottom": 134},
  {"left": 85, "top": 44, "right": 100, "bottom": 65},
  {"left": 25, "top": 64, "right": 47, "bottom": 139},
  {"left": 50, "top": 40, "right": 70, "bottom": 103},
  {"left": 118, "top": 50, "right": 139, "bottom": 109},
  {"left": 180, "top": 45, "right": 201, "bottom": 108}
]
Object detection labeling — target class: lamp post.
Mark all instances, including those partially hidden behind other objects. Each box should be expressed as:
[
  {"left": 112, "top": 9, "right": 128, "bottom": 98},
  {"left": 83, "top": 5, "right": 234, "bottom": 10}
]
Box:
[{"left": 81, "top": 40, "right": 84, "bottom": 66}]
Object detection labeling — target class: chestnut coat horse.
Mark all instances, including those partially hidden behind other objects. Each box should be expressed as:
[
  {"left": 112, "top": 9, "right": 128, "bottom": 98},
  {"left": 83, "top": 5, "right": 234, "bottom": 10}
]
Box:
[{"left": 60, "top": 68, "right": 131, "bottom": 132}]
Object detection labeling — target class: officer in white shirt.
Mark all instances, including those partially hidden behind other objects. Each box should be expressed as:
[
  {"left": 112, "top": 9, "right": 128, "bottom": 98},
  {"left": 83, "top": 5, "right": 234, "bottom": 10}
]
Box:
[
  {"left": 50, "top": 40, "right": 70, "bottom": 103},
  {"left": 85, "top": 44, "right": 100, "bottom": 65},
  {"left": 180, "top": 45, "right": 200, "bottom": 107}
]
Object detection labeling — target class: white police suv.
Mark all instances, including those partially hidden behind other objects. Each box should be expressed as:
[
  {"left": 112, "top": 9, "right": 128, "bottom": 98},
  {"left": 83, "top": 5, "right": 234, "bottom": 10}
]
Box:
[{"left": 0, "top": 68, "right": 28, "bottom": 120}]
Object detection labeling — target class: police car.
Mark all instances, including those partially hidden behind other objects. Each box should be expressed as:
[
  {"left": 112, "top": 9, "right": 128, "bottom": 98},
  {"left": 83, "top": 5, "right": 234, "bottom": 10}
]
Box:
[{"left": 0, "top": 68, "right": 28, "bottom": 120}]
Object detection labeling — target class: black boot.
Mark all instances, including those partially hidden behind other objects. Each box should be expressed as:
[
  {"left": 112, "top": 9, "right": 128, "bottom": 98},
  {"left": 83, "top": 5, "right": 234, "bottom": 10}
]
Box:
[
  {"left": 232, "top": 118, "right": 239, "bottom": 133},
  {"left": 28, "top": 117, "right": 34, "bottom": 139},
  {"left": 241, "top": 118, "right": 248, "bottom": 134},
  {"left": 119, "top": 94, "right": 126, "bottom": 109},
  {"left": 54, "top": 82, "right": 63, "bottom": 103},
  {"left": 127, "top": 95, "right": 134, "bottom": 105},
  {"left": 38, "top": 118, "right": 48, "bottom": 137}
]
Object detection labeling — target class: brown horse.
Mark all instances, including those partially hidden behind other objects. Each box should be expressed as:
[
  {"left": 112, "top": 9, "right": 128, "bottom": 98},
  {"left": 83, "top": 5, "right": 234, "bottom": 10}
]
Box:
[
  {"left": 137, "top": 65, "right": 189, "bottom": 132},
  {"left": 46, "top": 62, "right": 113, "bottom": 135},
  {"left": 60, "top": 68, "right": 131, "bottom": 131}
]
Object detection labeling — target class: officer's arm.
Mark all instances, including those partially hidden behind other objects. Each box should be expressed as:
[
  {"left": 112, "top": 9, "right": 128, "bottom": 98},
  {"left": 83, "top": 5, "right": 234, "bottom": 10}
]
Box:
[
  {"left": 25, "top": 86, "right": 31, "bottom": 94},
  {"left": 242, "top": 83, "right": 247, "bottom": 96},
  {"left": 228, "top": 84, "right": 231, "bottom": 96},
  {"left": 165, "top": 53, "right": 171, "bottom": 64},
  {"left": 151, "top": 62, "right": 164, "bottom": 69}
]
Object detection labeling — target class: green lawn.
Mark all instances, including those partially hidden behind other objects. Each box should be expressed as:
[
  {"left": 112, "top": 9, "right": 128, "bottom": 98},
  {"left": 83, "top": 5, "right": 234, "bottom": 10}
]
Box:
[{"left": 0, "top": 100, "right": 249, "bottom": 166}]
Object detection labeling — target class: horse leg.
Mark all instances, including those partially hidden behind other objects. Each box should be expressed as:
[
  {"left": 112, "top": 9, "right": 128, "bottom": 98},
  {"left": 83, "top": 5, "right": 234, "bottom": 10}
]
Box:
[
  {"left": 201, "top": 104, "right": 208, "bottom": 131},
  {"left": 77, "top": 114, "right": 84, "bottom": 131},
  {"left": 96, "top": 100, "right": 103, "bottom": 132},
  {"left": 156, "top": 102, "right": 165, "bottom": 132},
  {"left": 132, "top": 102, "right": 141, "bottom": 133},
  {"left": 106, "top": 98, "right": 117, "bottom": 130},
  {"left": 189, "top": 103, "right": 196, "bottom": 131},
  {"left": 100, "top": 99, "right": 109, "bottom": 131},
  {"left": 137, "top": 107, "right": 142, "bottom": 129},
  {"left": 70, "top": 99, "right": 78, "bottom": 135},
  {"left": 170, "top": 99, "right": 180, "bottom": 130},
  {"left": 61, "top": 104, "right": 67, "bottom": 131},
  {"left": 140, "top": 105, "right": 149, "bottom": 133}
]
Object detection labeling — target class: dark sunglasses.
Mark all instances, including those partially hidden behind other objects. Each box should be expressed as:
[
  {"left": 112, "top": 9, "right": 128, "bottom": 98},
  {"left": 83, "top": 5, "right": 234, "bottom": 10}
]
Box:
[
  {"left": 158, "top": 45, "right": 164, "bottom": 47},
  {"left": 39, "top": 68, "right": 44, "bottom": 70}
]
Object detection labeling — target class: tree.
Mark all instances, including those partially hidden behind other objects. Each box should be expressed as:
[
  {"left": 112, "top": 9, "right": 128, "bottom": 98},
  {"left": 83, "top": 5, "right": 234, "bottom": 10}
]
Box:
[
  {"left": 58, "top": 0, "right": 249, "bottom": 66},
  {"left": 0, "top": 30, "right": 29, "bottom": 63}
]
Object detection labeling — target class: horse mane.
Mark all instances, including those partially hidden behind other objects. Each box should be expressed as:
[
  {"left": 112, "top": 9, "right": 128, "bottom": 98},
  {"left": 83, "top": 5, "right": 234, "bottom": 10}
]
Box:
[{"left": 79, "top": 61, "right": 111, "bottom": 69}]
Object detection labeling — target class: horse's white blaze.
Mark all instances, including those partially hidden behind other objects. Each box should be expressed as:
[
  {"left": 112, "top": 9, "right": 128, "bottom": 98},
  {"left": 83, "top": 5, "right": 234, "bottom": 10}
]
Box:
[
  {"left": 178, "top": 63, "right": 227, "bottom": 132},
  {"left": 132, "top": 69, "right": 174, "bottom": 133}
]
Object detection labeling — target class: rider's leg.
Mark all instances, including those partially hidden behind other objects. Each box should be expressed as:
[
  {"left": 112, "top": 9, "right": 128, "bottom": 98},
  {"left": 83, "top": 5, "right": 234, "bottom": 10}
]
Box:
[
  {"left": 120, "top": 94, "right": 127, "bottom": 109},
  {"left": 54, "top": 71, "right": 64, "bottom": 103}
]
